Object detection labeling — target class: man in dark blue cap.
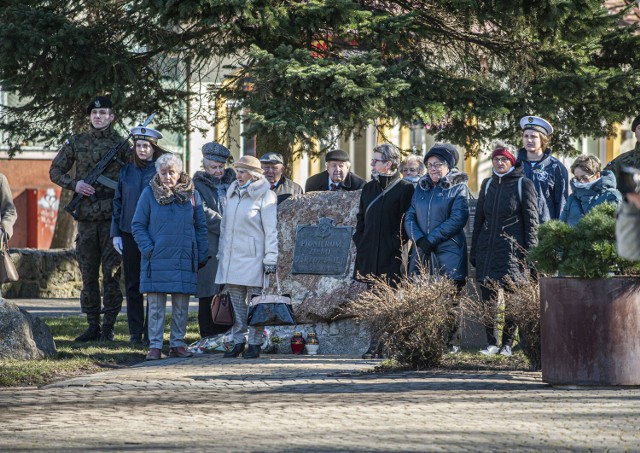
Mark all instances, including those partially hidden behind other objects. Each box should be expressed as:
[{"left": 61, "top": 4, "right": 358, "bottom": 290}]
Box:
[
  {"left": 50, "top": 96, "right": 128, "bottom": 342},
  {"left": 304, "top": 149, "right": 366, "bottom": 192},
  {"left": 259, "top": 152, "right": 303, "bottom": 204}
]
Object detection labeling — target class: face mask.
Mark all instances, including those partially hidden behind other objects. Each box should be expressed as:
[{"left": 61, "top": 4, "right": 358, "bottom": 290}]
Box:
[
  {"left": 239, "top": 180, "right": 252, "bottom": 189},
  {"left": 404, "top": 175, "right": 420, "bottom": 183}
]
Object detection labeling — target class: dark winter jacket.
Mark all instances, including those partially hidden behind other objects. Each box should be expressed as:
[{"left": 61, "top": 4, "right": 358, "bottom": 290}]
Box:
[
  {"left": 193, "top": 167, "right": 236, "bottom": 298},
  {"left": 470, "top": 164, "right": 539, "bottom": 283},
  {"left": 131, "top": 174, "right": 208, "bottom": 295},
  {"left": 305, "top": 170, "right": 366, "bottom": 192},
  {"left": 50, "top": 124, "right": 128, "bottom": 222},
  {"left": 604, "top": 141, "right": 640, "bottom": 192},
  {"left": 517, "top": 148, "right": 568, "bottom": 223},
  {"left": 273, "top": 175, "right": 304, "bottom": 204},
  {"left": 111, "top": 160, "right": 157, "bottom": 237},
  {"left": 405, "top": 169, "right": 469, "bottom": 281},
  {"left": 353, "top": 172, "right": 415, "bottom": 283},
  {"left": 559, "top": 170, "right": 622, "bottom": 227}
]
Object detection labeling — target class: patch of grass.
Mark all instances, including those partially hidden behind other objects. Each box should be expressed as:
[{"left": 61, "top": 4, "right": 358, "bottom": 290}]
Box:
[
  {"left": 438, "top": 349, "right": 530, "bottom": 371},
  {"left": 370, "top": 349, "right": 531, "bottom": 374},
  {"left": 0, "top": 313, "right": 201, "bottom": 387}
]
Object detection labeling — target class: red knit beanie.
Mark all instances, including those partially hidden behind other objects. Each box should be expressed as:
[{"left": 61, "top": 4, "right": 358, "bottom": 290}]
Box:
[{"left": 491, "top": 148, "right": 516, "bottom": 166}]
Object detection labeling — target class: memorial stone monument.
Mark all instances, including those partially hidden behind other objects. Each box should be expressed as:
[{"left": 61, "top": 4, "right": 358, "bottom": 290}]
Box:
[{"left": 274, "top": 190, "right": 369, "bottom": 354}]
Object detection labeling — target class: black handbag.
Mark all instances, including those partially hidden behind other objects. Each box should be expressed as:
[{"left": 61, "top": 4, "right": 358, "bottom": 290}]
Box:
[
  {"left": 211, "top": 288, "right": 234, "bottom": 326},
  {"left": 248, "top": 272, "right": 296, "bottom": 327},
  {"left": 0, "top": 236, "right": 18, "bottom": 284}
]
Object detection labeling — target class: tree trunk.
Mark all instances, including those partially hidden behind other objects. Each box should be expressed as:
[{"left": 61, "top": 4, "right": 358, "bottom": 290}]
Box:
[
  {"left": 50, "top": 189, "right": 77, "bottom": 249},
  {"left": 256, "top": 132, "right": 294, "bottom": 178}
]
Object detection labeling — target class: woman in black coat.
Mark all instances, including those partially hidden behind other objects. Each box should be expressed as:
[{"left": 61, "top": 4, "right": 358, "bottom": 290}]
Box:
[
  {"left": 353, "top": 144, "right": 415, "bottom": 286},
  {"left": 470, "top": 143, "right": 538, "bottom": 357}
]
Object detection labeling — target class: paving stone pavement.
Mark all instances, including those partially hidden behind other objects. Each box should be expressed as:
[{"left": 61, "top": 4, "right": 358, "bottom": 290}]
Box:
[{"left": 1, "top": 354, "right": 639, "bottom": 452}]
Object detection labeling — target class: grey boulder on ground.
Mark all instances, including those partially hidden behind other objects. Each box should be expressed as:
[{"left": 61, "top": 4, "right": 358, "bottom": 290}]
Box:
[
  {"left": 0, "top": 298, "right": 56, "bottom": 359},
  {"left": 276, "top": 190, "right": 368, "bottom": 323}
]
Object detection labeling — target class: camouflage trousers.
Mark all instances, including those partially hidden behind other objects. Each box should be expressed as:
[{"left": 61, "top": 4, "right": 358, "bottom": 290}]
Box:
[{"left": 76, "top": 221, "right": 123, "bottom": 325}]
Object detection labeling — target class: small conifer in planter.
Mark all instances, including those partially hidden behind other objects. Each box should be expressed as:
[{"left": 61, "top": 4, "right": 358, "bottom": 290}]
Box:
[{"left": 528, "top": 203, "right": 640, "bottom": 278}]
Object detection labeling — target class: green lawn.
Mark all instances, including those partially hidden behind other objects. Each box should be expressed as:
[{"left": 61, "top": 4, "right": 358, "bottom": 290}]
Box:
[
  {"left": 0, "top": 313, "right": 201, "bottom": 387},
  {"left": 1, "top": 313, "right": 533, "bottom": 387}
]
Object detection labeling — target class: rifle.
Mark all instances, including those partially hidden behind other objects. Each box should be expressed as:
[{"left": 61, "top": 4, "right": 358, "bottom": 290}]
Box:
[{"left": 64, "top": 113, "right": 156, "bottom": 220}]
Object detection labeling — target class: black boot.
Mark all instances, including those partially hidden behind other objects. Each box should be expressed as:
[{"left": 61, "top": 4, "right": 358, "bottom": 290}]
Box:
[
  {"left": 243, "top": 344, "right": 261, "bottom": 359},
  {"left": 75, "top": 323, "right": 101, "bottom": 342},
  {"left": 223, "top": 342, "right": 245, "bottom": 358},
  {"left": 100, "top": 324, "right": 115, "bottom": 342}
]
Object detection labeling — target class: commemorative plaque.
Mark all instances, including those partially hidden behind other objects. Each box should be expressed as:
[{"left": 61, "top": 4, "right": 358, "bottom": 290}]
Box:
[{"left": 291, "top": 218, "right": 354, "bottom": 275}]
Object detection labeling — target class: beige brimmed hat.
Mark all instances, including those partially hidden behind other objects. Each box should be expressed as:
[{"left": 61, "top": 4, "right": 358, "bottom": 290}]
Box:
[{"left": 235, "top": 155, "right": 264, "bottom": 174}]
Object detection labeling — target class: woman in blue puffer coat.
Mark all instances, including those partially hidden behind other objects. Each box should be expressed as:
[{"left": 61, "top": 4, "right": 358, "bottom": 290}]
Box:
[
  {"left": 405, "top": 143, "right": 470, "bottom": 354},
  {"left": 132, "top": 153, "right": 208, "bottom": 361},
  {"left": 111, "top": 126, "right": 166, "bottom": 346},
  {"left": 560, "top": 155, "right": 622, "bottom": 227}
]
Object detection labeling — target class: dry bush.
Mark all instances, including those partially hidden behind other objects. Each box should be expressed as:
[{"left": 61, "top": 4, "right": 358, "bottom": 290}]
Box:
[
  {"left": 344, "top": 271, "right": 466, "bottom": 370},
  {"left": 465, "top": 261, "right": 541, "bottom": 371}
]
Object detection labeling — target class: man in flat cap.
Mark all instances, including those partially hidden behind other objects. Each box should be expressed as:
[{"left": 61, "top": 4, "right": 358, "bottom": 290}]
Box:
[
  {"left": 304, "top": 149, "right": 366, "bottom": 192},
  {"left": 605, "top": 114, "right": 640, "bottom": 192},
  {"left": 50, "top": 96, "right": 128, "bottom": 342},
  {"left": 259, "top": 152, "right": 303, "bottom": 204},
  {"left": 516, "top": 115, "right": 568, "bottom": 223},
  {"left": 192, "top": 142, "right": 236, "bottom": 339}
]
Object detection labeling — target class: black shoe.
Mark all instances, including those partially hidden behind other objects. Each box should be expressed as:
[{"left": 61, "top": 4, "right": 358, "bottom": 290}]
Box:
[
  {"left": 223, "top": 342, "right": 245, "bottom": 358},
  {"left": 100, "top": 324, "right": 115, "bottom": 342},
  {"left": 129, "top": 334, "right": 143, "bottom": 346},
  {"left": 361, "top": 346, "right": 375, "bottom": 360},
  {"left": 75, "top": 324, "right": 101, "bottom": 342},
  {"left": 243, "top": 344, "right": 261, "bottom": 359}
]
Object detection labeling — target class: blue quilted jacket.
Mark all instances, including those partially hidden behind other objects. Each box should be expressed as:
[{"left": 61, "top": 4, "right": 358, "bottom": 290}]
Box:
[{"left": 131, "top": 186, "right": 208, "bottom": 294}]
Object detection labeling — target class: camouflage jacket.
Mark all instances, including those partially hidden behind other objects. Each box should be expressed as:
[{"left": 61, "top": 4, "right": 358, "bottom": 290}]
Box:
[
  {"left": 50, "top": 124, "right": 129, "bottom": 222},
  {"left": 605, "top": 141, "right": 640, "bottom": 192}
]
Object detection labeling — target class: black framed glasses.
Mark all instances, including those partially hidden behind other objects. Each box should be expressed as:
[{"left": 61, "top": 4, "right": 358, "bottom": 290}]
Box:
[
  {"left": 371, "top": 158, "right": 388, "bottom": 165},
  {"left": 426, "top": 162, "right": 445, "bottom": 169}
]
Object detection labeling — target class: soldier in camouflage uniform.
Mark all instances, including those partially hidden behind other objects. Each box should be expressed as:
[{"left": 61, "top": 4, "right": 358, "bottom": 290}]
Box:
[
  {"left": 50, "top": 96, "right": 129, "bottom": 342},
  {"left": 605, "top": 115, "right": 640, "bottom": 192}
]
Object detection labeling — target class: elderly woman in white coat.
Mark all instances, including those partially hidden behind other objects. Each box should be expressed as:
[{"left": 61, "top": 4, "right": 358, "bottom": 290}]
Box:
[{"left": 215, "top": 155, "right": 278, "bottom": 359}]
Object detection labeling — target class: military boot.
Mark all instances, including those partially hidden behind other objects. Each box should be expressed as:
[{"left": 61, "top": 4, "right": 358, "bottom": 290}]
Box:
[
  {"left": 100, "top": 324, "right": 115, "bottom": 342},
  {"left": 75, "top": 323, "right": 101, "bottom": 342}
]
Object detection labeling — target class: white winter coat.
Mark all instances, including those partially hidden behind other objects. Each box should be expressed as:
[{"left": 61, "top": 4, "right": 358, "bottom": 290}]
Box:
[{"left": 215, "top": 177, "right": 278, "bottom": 287}]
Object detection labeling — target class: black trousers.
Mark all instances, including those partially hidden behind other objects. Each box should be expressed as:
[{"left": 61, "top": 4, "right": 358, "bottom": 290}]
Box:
[
  {"left": 198, "top": 295, "right": 232, "bottom": 338},
  {"left": 122, "top": 232, "right": 147, "bottom": 338},
  {"left": 479, "top": 283, "right": 517, "bottom": 348},
  {"left": 446, "top": 279, "right": 467, "bottom": 347}
]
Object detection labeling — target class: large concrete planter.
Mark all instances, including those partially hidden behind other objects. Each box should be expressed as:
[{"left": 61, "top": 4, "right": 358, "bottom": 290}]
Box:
[{"left": 540, "top": 276, "right": 640, "bottom": 385}]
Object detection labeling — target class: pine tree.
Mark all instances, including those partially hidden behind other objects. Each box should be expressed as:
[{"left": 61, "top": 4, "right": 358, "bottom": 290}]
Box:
[{"left": 0, "top": 0, "right": 639, "bottom": 160}]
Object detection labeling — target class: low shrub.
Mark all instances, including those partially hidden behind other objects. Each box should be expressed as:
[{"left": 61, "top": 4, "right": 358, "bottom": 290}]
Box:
[
  {"left": 529, "top": 202, "right": 640, "bottom": 278},
  {"left": 344, "top": 273, "right": 464, "bottom": 370}
]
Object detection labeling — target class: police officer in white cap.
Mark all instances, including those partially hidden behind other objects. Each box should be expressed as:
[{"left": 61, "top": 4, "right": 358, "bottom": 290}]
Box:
[
  {"left": 517, "top": 115, "right": 569, "bottom": 223},
  {"left": 111, "top": 125, "right": 167, "bottom": 345}
]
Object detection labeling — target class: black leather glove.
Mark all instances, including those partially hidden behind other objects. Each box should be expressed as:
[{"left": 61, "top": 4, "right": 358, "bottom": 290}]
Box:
[
  {"left": 264, "top": 264, "right": 277, "bottom": 274},
  {"left": 416, "top": 237, "right": 433, "bottom": 254}
]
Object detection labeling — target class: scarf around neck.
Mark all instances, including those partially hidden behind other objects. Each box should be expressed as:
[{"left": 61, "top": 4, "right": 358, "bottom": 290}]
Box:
[{"left": 151, "top": 172, "right": 194, "bottom": 205}]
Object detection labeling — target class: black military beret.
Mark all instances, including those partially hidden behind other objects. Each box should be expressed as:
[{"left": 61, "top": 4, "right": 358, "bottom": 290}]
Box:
[{"left": 86, "top": 96, "right": 113, "bottom": 115}]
